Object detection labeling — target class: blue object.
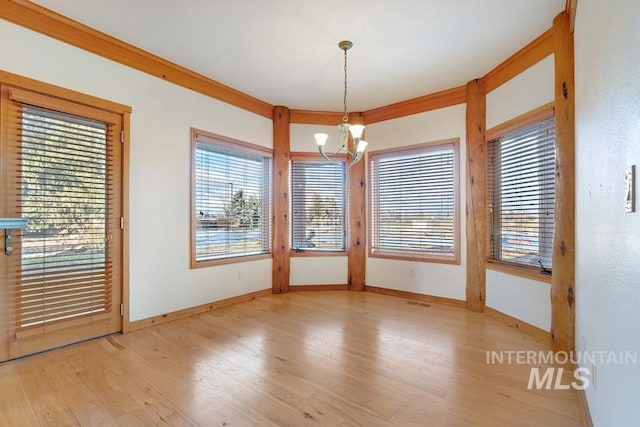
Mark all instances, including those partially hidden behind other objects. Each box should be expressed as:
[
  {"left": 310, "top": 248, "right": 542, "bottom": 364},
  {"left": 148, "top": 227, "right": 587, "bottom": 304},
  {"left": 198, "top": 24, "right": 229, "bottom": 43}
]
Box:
[{"left": 0, "top": 218, "right": 28, "bottom": 229}]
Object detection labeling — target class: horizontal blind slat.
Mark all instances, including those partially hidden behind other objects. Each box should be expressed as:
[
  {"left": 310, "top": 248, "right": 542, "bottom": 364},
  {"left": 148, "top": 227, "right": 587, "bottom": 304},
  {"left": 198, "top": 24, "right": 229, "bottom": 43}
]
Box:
[
  {"left": 194, "top": 138, "right": 271, "bottom": 262},
  {"left": 13, "top": 103, "right": 114, "bottom": 331},
  {"left": 19, "top": 289, "right": 112, "bottom": 313},
  {"left": 291, "top": 160, "right": 346, "bottom": 251},
  {"left": 18, "top": 303, "right": 112, "bottom": 326},
  {"left": 370, "top": 143, "right": 456, "bottom": 258},
  {"left": 487, "top": 116, "right": 555, "bottom": 268}
]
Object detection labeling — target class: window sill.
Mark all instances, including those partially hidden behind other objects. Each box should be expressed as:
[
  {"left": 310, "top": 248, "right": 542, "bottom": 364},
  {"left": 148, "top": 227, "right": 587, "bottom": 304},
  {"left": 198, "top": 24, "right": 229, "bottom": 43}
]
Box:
[
  {"left": 486, "top": 261, "right": 552, "bottom": 284},
  {"left": 190, "top": 253, "right": 272, "bottom": 269},
  {"left": 290, "top": 250, "right": 348, "bottom": 257},
  {"left": 369, "top": 252, "right": 460, "bottom": 265}
]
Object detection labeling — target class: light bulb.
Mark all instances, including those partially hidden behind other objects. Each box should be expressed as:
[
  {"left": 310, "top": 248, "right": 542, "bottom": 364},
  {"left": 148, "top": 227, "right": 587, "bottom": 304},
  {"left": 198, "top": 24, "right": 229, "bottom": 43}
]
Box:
[
  {"left": 349, "top": 124, "right": 365, "bottom": 140},
  {"left": 314, "top": 133, "right": 329, "bottom": 146}
]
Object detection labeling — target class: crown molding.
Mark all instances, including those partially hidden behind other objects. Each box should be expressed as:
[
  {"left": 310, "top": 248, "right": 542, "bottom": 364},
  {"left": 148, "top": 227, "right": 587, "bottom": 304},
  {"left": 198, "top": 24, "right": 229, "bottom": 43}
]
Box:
[
  {"left": 1, "top": 0, "right": 557, "bottom": 124},
  {"left": 482, "top": 28, "right": 554, "bottom": 93},
  {"left": 0, "top": 0, "right": 273, "bottom": 118},
  {"left": 290, "top": 110, "right": 344, "bottom": 126},
  {"left": 363, "top": 86, "right": 467, "bottom": 124}
]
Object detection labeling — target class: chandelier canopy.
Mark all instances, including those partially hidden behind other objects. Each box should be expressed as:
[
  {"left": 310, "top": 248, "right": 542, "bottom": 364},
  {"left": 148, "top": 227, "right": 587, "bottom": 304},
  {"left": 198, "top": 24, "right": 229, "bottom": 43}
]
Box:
[{"left": 314, "top": 40, "right": 368, "bottom": 166}]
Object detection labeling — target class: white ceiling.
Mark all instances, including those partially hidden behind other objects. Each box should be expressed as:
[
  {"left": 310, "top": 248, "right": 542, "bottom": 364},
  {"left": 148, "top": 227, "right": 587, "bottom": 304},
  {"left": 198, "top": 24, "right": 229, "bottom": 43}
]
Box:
[{"left": 33, "top": 0, "right": 564, "bottom": 112}]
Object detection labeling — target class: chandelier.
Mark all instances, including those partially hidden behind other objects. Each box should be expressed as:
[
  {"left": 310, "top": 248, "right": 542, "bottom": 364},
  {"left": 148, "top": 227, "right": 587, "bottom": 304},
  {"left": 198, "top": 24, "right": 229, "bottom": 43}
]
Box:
[{"left": 314, "top": 40, "right": 368, "bottom": 166}]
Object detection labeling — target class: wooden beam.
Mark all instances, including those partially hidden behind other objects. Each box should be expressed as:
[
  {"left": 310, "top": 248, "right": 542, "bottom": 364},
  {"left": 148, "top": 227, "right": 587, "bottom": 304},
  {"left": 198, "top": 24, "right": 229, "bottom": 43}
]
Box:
[
  {"left": 290, "top": 110, "right": 344, "bottom": 125},
  {"left": 465, "top": 79, "right": 486, "bottom": 313},
  {"left": 363, "top": 86, "right": 467, "bottom": 124},
  {"left": 272, "top": 106, "right": 291, "bottom": 294},
  {"left": 348, "top": 112, "right": 366, "bottom": 291},
  {"left": 566, "top": 0, "right": 578, "bottom": 33},
  {"left": 0, "top": 0, "right": 273, "bottom": 118},
  {"left": 551, "top": 11, "right": 575, "bottom": 352},
  {"left": 482, "top": 29, "right": 554, "bottom": 93}
]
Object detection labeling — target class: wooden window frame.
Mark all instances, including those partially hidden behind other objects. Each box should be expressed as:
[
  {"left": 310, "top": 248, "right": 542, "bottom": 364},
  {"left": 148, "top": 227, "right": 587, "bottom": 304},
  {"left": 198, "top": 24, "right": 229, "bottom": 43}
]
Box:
[
  {"left": 190, "top": 128, "right": 273, "bottom": 268},
  {"left": 368, "top": 138, "right": 461, "bottom": 265},
  {"left": 485, "top": 103, "right": 555, "bottom": 284},
  {"left": 289, "top": 152, "right": 348, "bottom": 257}
]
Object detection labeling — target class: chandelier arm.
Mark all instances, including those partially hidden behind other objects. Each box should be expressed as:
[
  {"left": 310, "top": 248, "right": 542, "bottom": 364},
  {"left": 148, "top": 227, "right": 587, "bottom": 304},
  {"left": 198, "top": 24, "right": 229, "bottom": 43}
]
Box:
[
  {"left": 318, "top": 143, "right": 331, "bottom": 162},
  {"left": 349, "top": 151, "right": 364, "bottom": 167},
  {"left": 319, "top": 144, "right": 349, "bottom": 163}
]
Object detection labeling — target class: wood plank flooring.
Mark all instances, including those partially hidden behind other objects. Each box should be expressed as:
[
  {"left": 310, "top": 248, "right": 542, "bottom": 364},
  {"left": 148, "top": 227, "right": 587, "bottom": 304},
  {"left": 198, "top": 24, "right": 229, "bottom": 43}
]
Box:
[{"left": 0, "top": 291, "right": 584, "bottom": 426}]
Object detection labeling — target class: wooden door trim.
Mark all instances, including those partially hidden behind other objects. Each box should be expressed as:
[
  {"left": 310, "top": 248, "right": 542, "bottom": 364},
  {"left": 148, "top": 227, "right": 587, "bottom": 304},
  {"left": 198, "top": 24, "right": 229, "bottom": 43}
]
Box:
[
  {"left": 0, "top": 86, "right": 14, "bottom": 361},
  {"left": 0, "top": 72, "right": 130, "bottom": 359},
  {"left": 121, "top": 112, "right": 131, "bottom": 332},
  {"left": 0, "top": 69, "right": 131, "bottom": 114}
]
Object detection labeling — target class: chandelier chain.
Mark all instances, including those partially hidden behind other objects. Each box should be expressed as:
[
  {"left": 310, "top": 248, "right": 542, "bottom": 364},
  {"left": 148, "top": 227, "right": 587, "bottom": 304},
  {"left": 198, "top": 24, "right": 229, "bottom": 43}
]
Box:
[{"left": 343, "top": 47, "right": 348, "bottom": 122}]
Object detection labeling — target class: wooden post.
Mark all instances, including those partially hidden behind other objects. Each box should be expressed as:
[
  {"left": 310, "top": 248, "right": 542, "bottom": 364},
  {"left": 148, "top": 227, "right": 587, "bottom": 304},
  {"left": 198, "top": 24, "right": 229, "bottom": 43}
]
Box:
[
  {"left": 566, "top": 0, "right": 578, "bottom": 33},
  {"left": 465, "top": 79, "right": 486, "bottom": 312},
  {"left": 272, "top": 106, "right": 290, "bottom": 294},
  {"left": 348, "top": 112, "right": 366, "bottom": 291},
  {"left": 551, "top": 11, "right": 575, "bottom": 352}
]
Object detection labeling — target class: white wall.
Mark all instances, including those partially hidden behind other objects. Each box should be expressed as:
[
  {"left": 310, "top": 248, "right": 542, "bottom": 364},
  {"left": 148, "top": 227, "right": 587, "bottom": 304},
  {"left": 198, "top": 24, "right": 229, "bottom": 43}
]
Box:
[
  {"left": 365, "top": 104, "right": 467, "bottom": 300},
  {"left": 486, "top": 55, "right": 555, "bottom": 129},
  {"left": 486, "top": 270, "right": 551, "bottom": 330},
  {"left": 484, "top": 54, "right": 554, "bottom": 331},
  {"left": 575, "top": 1, "right": 640, "bottom": 425},
  {"left": 0, "top": 20, "right": 273, "bottom": 322},
  {"left": 290, "top": 257, "right": 348, "bottom": 285},
  {"left": 291, "top": 123, "right": 342, "bottom": 153},
  {"left": 289, "top": 123, "right": 349, "bottom": 285}
]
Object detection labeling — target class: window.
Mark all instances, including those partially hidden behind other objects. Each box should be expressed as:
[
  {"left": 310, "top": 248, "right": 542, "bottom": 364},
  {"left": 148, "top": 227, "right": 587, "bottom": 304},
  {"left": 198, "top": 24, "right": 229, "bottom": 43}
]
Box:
[
  {"left": 291, "top": 156, "right": 346, "bottom": 252},
  {"left": 191, "top": 129, "right": 271, "bottom": 267},
  {"left": 369, "top": 139, "right": 459, "bottom": 263},
  {"left": 487, "top": 113, "right": 555, "bottom": 271}
]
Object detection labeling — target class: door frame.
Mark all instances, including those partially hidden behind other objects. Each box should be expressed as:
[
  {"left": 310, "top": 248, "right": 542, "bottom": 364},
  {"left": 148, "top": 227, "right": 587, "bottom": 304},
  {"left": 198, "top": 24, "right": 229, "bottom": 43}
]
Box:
[{"left": 0, "top": 70, "right": 132, "bottom": 359}]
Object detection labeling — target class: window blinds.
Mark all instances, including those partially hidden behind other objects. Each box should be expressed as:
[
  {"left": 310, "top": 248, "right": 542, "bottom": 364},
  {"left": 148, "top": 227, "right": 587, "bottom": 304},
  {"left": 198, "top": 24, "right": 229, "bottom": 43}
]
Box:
[
  {"left": 370, "top": 142, "right": 456, "bottom": 259},
  {"left": 291, "top": 159, "right": 346, "bottom": 251},
  {"left": 12, "top": 104, "right": 115, "bottom": 332},
  {"left": 194, "top": 138, "right": 271, "bottom": 261},
  {"left": 487, "top": 116, "right": 556, "bottom": 269}
]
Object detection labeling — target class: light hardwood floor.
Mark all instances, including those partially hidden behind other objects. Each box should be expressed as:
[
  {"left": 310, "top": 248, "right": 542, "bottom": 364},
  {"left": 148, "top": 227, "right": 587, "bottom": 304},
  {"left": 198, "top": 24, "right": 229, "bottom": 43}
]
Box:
[{"left": 0, "top": 291, "right": 584, "bottom": 426}]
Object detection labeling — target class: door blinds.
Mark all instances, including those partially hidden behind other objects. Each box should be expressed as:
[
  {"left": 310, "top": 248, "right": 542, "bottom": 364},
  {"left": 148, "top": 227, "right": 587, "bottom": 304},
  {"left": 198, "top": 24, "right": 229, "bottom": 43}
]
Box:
[
  {"left": 7, "top": 97, "right": 115, "bottom": 335},
  {"left": 487, "top": 116, "right": 556, "bottom": 269}
]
